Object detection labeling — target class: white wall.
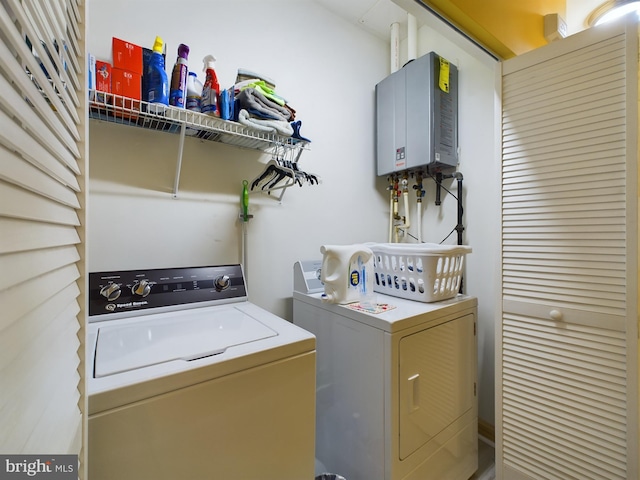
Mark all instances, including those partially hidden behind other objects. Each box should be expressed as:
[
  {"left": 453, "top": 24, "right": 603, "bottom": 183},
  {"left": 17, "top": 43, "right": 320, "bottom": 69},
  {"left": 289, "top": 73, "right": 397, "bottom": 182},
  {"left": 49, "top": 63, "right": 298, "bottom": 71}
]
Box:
[
  {"left": 88, "top": 0, "right": 499, "bottom": 427},
  {"left": 565, "top": 0, "right": 604, "bottom": 35},
  {"left": 87, "top": 0, "right": 390, "bottom": 318},
  {"left": 394, "top": 0, "right": 500, "bottom": 427}
]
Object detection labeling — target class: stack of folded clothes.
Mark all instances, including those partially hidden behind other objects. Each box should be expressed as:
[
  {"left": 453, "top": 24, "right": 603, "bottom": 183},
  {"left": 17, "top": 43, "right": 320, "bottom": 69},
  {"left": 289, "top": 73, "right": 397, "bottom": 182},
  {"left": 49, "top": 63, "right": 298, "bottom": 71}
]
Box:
[{"left": 233, "top": 69, "right": 310, "bottom": 142}]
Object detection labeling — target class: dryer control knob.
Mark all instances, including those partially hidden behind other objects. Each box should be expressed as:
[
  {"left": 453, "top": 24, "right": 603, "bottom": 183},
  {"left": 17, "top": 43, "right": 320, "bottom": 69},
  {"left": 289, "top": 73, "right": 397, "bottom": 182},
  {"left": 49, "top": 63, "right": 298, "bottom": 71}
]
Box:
[
  {"left": 132, "top": 279, "right": 151, "bottom": 297},
  {"left": 214, "top": 275, "right": 231, "bottom": 291},
  {"left": 100, "top": 283, "right": 121, "bottom": 302}
]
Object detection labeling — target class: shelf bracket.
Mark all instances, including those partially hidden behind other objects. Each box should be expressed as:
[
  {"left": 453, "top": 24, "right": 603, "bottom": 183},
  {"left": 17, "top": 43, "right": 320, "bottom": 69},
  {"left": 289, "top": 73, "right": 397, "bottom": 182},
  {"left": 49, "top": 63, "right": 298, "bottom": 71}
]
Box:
[{"left": 173, "top": 122, "right": 187, "bottom": 198}]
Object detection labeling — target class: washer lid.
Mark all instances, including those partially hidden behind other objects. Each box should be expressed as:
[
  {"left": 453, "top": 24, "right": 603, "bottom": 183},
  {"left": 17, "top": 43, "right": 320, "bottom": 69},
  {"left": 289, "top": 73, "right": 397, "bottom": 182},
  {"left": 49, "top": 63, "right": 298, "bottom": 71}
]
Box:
[{"left": 93, "top": 307, "right": 278, "bottom": 378}]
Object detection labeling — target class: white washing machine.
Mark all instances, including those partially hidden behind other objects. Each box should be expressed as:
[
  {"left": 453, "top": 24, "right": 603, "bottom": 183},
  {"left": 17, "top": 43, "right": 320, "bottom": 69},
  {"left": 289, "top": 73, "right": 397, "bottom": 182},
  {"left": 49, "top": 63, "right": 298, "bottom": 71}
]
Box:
[
  {"left": 87, "top": 264, "right": 316, "bottom": 480},
  {"left": 293, "top": 261, "right": 478, "bottom": 480}
]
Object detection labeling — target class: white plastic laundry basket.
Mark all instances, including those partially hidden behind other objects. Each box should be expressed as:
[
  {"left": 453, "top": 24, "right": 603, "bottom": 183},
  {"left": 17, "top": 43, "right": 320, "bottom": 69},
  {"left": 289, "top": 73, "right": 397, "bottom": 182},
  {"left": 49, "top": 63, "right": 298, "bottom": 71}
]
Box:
[{"left": 368, "top": 243, "right": 471, "bottom": 302}]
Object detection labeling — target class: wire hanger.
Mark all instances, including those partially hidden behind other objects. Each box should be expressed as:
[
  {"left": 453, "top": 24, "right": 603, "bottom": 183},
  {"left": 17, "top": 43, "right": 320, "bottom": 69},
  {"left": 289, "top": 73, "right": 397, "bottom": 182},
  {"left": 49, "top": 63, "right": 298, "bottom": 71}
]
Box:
[{"left": 249, "top": 142, "right": 319, "bottom": 197}]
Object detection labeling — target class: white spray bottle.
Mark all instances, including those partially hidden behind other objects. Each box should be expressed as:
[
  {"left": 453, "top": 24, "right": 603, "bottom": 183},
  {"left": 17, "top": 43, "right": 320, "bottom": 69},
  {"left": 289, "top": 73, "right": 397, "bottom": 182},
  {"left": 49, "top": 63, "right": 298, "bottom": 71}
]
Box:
[{"left": 201, "top": 55, "right": 220, "bottom": 117}]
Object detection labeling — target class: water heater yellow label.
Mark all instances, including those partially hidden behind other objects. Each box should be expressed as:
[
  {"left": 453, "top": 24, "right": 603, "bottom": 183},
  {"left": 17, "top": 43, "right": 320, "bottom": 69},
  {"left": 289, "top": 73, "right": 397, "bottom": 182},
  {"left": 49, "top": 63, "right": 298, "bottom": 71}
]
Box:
[{"left": 439, "top": 57, "right": 450, "bottom": 93}]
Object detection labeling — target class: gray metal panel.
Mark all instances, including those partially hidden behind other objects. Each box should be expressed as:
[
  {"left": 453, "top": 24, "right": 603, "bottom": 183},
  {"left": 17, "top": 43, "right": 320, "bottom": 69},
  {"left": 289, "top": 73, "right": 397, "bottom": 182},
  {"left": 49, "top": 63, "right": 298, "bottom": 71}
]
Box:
[
  {"left": 433, "top": 54, "right": 458, "bottom": 168},
  {"left": 375, "top": 52, "right": 458, "bottom": 176},
  {"left": 375, "top": 68, "right": 403, "bottom": 176},
  {"left": 405, "top": 54, "right": 434, "bottom": 172}
]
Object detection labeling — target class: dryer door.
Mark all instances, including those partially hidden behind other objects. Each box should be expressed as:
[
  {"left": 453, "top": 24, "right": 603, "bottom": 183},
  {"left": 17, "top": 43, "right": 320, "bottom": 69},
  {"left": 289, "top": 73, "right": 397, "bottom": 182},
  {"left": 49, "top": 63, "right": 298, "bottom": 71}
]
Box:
[{"left": 398, "top": 313, "right": 475, "bottom": 459}]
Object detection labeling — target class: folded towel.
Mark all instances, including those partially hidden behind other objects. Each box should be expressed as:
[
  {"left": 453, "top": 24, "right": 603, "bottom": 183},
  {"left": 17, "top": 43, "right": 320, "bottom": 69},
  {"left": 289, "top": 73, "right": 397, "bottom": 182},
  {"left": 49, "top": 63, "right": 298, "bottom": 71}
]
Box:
[
  {"left": 235, "top": 88, "right": 291, "bottom": 122},
  {"left": 234, "top": 78, "right": 261, "bottom": 92},
  {"left": 238, "top": 109, "right": 294, "bottom": 136},
  {"left": 236, "top": 80, "right": 288, "bottom": 106},
  {"left": 236, "top": 68, "right": 276, "bottom": 89},
  {"left": 244, "top": 107, "right": 281, "bottom": 121},
  {"left": 251, "top": 87, "right": 291, "bottom": 118},
  {"left": 250, "top": 80, "right": 288, "bottom": 106},
  {"left": 284, "top": 103, "right": 296, "bottom": 121}
]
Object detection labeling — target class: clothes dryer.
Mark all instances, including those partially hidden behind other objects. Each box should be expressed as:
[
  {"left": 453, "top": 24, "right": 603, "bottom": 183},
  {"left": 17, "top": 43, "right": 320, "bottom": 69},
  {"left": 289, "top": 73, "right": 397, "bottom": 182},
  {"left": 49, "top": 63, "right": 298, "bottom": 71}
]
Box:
[{"left": 293, "top": 262, "right": 477, "bottom": 480}]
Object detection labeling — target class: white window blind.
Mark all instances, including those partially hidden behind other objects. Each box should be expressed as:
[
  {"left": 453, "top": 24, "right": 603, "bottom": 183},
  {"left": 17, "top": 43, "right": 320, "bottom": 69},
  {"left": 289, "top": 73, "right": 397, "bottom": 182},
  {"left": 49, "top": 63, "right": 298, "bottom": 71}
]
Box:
[
  {"left": 501, "top": 21, "right": 638, "bottom": 480},
  {"left": 503, "top": 34, "right": 628, "bottom": 317},
  {"left": 0, "top": 0, "right": 86, "bottom": 470}
]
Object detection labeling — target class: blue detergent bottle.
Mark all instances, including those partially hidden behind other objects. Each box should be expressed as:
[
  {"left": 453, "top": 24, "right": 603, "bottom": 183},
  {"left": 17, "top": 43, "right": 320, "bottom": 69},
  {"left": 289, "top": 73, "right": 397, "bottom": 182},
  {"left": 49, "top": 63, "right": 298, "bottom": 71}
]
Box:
[
  {"left": 146, "top": 36, "right": 169, "bottom": 108},
  {"left": 169, "top": 44, "right": 189, "bottom": 107}
]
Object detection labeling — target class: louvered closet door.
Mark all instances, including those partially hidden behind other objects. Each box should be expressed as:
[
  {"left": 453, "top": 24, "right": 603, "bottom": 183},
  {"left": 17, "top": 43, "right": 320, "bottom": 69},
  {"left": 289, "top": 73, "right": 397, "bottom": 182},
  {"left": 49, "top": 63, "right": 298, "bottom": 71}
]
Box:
[
  {"left": 500, "top": 18, "right": 638, "bottom": 480},
  {"left": 0, "top": 0, "right": 86, "bottom": 470}
]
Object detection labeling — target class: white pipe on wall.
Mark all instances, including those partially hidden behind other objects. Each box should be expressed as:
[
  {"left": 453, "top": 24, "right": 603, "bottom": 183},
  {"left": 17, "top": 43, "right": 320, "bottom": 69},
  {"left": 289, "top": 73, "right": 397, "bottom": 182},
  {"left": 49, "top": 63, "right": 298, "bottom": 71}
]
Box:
[
  {"left": 393, "top": 189, "right": 400, "bottom": 243},
  {"left": 417, "top": 201, "right": 422, "bottom": 243},
  {"left": 407, "top": 13, "right": 417, "bottom": 61},
  {"left": 388, "top": 24, "right": 400, "bottom": 242},
  {"left": 402, "top": 188, "right": 411, "bottom": 232},
  {"left": 390, "top": 22, "right": 400, "bottom": 73},
  {"left": 389, "top": 189, "right": 394, "bottom": 243},
  {"left": 392, "top": 190, "right": 411, "bottom": 243}
]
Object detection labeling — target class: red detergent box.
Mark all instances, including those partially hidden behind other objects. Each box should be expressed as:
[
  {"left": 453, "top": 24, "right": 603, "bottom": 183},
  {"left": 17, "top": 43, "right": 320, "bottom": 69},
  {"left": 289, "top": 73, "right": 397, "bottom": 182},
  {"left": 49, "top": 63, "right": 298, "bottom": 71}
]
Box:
[
  {"left": 95, "top": 60, "right": 111, "bottom": 103},
  {"left": 112, "top": 37, "right": 143, "bottom": 75},
  {"left": 112, "top": 67, "right": 141, "bottom": 120}
]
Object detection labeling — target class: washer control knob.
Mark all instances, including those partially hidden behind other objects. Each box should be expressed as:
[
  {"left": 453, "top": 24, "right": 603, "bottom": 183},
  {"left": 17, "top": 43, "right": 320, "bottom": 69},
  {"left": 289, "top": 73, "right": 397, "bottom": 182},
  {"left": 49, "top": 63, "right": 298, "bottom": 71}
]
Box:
[
  {"left": 214, "top": 275, "right": 231, "bottom": 291},
  {"left": 132, "top": 279, "right": 151, "bottom": 297},
  {"left": 100, "top": 283, "right": 121, "bottom": 302}
]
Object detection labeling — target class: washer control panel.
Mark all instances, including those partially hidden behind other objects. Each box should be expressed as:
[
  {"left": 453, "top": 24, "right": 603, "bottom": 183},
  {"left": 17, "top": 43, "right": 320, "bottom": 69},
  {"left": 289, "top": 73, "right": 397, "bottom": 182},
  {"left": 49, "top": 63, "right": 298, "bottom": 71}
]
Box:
[{"left": 89, "top": 264, "right": 247, "bottom": 318}]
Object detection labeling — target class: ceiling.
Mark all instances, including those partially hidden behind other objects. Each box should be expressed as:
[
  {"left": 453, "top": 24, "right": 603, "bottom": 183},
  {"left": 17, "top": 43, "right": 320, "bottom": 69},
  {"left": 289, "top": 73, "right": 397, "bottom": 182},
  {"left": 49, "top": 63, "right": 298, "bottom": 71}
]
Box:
[
  {"left": 311, "top": 0, "right": 410, "bottom": 41},
  {"left": 312, "top": 0, "right": 607, "bottom": 46}
]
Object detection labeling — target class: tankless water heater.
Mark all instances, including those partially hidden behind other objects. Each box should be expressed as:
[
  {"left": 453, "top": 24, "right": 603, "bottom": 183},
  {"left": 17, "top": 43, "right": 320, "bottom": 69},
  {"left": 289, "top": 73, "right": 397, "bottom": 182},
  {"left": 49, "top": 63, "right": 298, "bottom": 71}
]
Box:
[{"left": 375, "top": 52, "right": 458, "bottom": 176}]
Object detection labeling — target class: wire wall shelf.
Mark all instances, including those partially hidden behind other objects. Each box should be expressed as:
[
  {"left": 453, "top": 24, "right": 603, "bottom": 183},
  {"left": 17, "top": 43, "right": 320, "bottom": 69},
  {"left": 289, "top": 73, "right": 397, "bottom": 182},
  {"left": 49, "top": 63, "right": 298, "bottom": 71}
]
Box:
[
  {"left": 88, "top": 90, "right": 309, "bottom": 151},
  {"left": 88, "top": 90, "right": 310, "bottom": 198}
]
